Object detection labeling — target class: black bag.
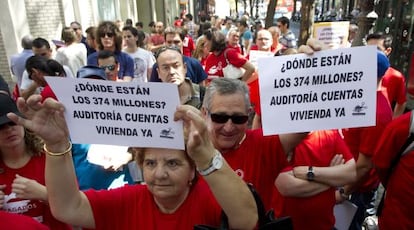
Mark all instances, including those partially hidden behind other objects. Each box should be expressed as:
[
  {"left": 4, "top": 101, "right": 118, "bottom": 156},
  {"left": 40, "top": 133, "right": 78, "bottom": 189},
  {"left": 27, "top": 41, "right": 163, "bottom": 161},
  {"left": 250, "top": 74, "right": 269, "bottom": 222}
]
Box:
[{"left": 194, "top": 184, "right": 293, "bottom": 230}]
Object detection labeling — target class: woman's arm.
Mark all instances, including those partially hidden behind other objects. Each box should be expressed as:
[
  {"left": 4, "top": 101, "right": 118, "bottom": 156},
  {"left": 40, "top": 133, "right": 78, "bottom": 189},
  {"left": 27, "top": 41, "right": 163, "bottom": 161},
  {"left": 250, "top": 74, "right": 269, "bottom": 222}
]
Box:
[{"left": 8, "top": 96, "right": 95, "bottom": 228}]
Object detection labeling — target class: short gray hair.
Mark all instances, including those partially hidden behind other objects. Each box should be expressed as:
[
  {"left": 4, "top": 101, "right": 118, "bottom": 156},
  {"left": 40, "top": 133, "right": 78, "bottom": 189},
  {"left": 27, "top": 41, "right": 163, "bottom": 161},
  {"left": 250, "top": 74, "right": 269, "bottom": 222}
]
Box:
[{"left": 202, "top": 78, "right": 251, "bottom": 112}]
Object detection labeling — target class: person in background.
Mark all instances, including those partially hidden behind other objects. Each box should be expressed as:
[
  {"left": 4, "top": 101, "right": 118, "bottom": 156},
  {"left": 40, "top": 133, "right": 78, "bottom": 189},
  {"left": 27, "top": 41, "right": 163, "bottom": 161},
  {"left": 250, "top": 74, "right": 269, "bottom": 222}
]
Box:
[
  {"left": 70, "top": 21, "right": 95, "bottom": 56},
  {"left": 20, "top": 38, "right": 74, "bottom": 100},
  {"left": 150, "top": 26, "right": 207, "bottom": 86},
  {"left": 97, "top": 50, "right": 119, "bottom": 82},
  {"left": 277, "top": 16, "right": 297, "bottom": 49},
  {"left": 85, "top": 26, "right": 97, "bottom": 54},
  {"left": 274, "top": 130, "right": 356, "bottom": 230},
  {"left": 193, "top": 36, "right": 210, "bottom": 69},
  {"left": 183, "top": 13, "right": 199, "bottom": 40},
  {"left": 373, "top": 111, "right": 414, "bottom": 229},
  {"left": 125, "top": 18, "right": 133, "bottom": 27},
  {"left": 10, "top": 35, "right": 33, "bottom": 88},
  {"left": 204, "top": 28, "right": 255, "bottom": 84},
  {"left": 366, "top": 32, "right": 406, "bottom": 118},
  {"left": 268, "top": 26, "right": 284, "bottom": 53},
  {"left": 238, "top": 20, "right": 253, "bottom": 56},
  {"left": 338, "top": 51, "right": 393, "bottom": 230},
  {"left": 122, "top": 26, "right": 155, "bottom": 82},
  {"left": 0, "top": 94, "right": 71, "bottom": 229},
  {"left": 181, "top": 28, "right": 196, "bottom": 57},
  {"left": 226, "top": 28, "right": 242, "bottom": 54},
  {"left": 25, "top": 55, "right": 66, "bottom": 101},
  {"left": 135, "top": 21, "right": 150, "bottom": 49},
  {"left": 147, "top": 21, "right": 165, "bottom": 54},
  {"left": 7, "top": 96, "right": 258, "bottom": 230},
  {"left": 347, "top": 23, "right": 359, "bottom": 47},
  {"left": 87, "top": 21, "right": 134, "bottom": 82},
  {"left": 55, "top": 26, "right": 87, "bottom": 77},
  {"left": 221, "top": 17, "right": 233, "bottom": 36}
]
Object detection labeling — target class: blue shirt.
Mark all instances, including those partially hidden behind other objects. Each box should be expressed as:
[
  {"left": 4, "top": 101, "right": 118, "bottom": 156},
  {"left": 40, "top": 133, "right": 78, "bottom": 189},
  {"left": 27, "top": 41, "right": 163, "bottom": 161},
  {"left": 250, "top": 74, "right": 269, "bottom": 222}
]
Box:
[
  {"left": 72, "top": 144, "right": 134, "bottom": 190},
  {"left": 150, "top": 56, "right": 207, "bottom": 84},
  {"left": 10, "top": 49, "right": 33, "bottom": 86},
  {"left": 87, "top": 50, "right": 134, "bottom": 79}
]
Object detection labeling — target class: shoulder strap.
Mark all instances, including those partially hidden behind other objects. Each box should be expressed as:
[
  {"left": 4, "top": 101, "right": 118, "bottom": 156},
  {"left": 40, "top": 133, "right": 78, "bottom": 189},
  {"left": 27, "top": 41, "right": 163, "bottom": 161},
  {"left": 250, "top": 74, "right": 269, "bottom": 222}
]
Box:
[{"left": 223, "top": 49, "right": 230, "bottom": 65}]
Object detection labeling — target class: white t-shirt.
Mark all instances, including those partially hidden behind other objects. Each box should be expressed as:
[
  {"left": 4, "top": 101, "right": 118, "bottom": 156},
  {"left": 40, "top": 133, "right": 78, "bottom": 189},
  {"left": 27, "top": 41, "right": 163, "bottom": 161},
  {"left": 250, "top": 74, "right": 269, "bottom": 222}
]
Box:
[
  {"left": 55, "top": 43, "right": 87, "bottom": 77},
  {"left": 123, "top": 48, "right": 155, "bottom": 83}
]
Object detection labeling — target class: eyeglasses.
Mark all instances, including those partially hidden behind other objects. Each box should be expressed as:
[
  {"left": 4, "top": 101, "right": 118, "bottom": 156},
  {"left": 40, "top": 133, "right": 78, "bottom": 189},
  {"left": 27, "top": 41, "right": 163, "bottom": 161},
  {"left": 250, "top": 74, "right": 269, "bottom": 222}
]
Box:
[
  {"left": 209, "top": 112, "right": 249, "bottom": 124},
  {"left": 0, "top": 122, "right": 16, "bottom": 130},
  {"left": 155, "top": 46, "right": 182, "bottom": 59},
  {"left": 99, "top": 64, "right": 116, "bottom": 71},
  {"left": 100, "top": 32, "right": 115, "bottom": 38}
]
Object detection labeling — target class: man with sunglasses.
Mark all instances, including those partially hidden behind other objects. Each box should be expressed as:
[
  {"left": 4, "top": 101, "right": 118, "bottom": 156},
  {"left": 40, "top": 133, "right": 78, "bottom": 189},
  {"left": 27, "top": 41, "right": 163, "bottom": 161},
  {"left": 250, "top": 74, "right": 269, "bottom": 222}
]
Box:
[
  {"left": 97, "top": 50, "right": 119, "bottom": 81},
  {"left": 184, "top": 78, "right": 306, "bottom": 211},
  {"left": 149, "top": 27, "right": 207, "bottom": 86}
]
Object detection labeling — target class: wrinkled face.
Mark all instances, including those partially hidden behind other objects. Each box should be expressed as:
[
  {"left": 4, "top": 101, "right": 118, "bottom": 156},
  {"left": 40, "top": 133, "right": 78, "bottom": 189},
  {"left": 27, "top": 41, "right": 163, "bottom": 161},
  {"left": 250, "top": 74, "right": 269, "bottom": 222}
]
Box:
[
  {"left": 156, "top": 49, "right": 187, "bottom": 85},
  {"left": 32, "top": 46, "right": 52, "bottom": 59},
  {"left": 228, "top": 31, "right": 240, "bottom": 46},
  {"left": 98, "top": 56, "right": 118, "bottom": 81},
  {"left": 122, "top": 30, "right": 138, "bottom": 48},
  {"left": 256, "top": 31, "right": 273, "bottom": 51},
  {"left": 0, "top": 123, "right": 25, "bottom": 151},
  {"left": 165, "top": 33, "right": 183, "bottom": 51},
  {"left": 143, "top": 148, "right": 194, "bottom": 202},
  {"left": 203, "top": 92, "right": 249, "bottom": 153}
]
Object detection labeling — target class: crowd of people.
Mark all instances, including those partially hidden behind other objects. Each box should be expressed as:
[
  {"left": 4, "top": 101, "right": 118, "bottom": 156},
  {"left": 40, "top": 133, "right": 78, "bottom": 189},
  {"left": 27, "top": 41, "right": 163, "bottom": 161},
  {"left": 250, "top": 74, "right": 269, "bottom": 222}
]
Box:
[{"left": 0, "top": 12, "right": 413, "bottom": 230}]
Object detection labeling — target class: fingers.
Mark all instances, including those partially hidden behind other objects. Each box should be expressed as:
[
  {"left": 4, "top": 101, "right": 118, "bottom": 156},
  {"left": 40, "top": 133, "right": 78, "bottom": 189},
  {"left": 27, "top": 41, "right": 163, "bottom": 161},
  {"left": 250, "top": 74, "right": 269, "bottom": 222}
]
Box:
[{"left": 330, "top": 154, "right": 345, "bottom": 166}]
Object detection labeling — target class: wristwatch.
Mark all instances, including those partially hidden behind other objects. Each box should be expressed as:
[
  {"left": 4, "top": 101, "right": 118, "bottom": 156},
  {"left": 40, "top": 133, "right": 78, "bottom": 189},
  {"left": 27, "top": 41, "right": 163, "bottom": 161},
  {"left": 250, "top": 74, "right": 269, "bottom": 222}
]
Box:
[
  {"left": 306, "top": 166, "right": 315, "bottom": 181},
  {"left": 198, "top": 151, "right": 223, "bottom": 176}
]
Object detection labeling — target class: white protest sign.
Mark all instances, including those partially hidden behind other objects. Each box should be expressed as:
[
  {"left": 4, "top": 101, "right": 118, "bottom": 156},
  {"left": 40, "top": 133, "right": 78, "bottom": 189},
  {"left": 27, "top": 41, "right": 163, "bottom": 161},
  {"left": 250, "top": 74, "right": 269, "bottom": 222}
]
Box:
[
  {"left": 258, "top": 46, "right": 377, "bottom": 135},
  {"left": 45, "top": 77, "right": 184, "bottom": 149},
  {"left": 313, "top": 21, "right": 350, "bottom": 49},
  {"left": 249, "top": 50, "right": 275, "bottom": 68}
]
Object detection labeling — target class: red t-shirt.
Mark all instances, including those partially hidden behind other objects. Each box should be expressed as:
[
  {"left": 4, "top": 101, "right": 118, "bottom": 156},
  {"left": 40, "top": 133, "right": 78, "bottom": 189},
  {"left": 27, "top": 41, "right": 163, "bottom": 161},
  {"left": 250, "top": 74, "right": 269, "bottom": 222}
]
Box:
[
  {"left": 182, "top": 35, "right": 195, "bottom": 57},
  {"left": 381, "top": 67, "right": 407, "bottom": 106},
  {"left": 273, "top": 130, "right": 354, "bottom": 230},
  {"left": 85, "top": 178, "right": 221, "bottom": 229},
  {"left": 150, "top": 34, "right": 165, "bottom": 46},
  {"left": 205, "top": 48, "right": 247, "bottom": 82},
  {"left": 40, "top": 85, "right": 57, "bottom": 102},
  {"left": 223, "top": 129, "right": 288, "bottom": 211},
  {"left": 0, "top": 211, "right": 50, "bottom": 230},
  {"left": 0, "top": 154, "right": 71, "bottom": 230},
  {"left": 373, "top": 111, "right": 414, "bottom": 229},
  {"left": 342, "top": 91, "right": 392, "bottom": 192}
]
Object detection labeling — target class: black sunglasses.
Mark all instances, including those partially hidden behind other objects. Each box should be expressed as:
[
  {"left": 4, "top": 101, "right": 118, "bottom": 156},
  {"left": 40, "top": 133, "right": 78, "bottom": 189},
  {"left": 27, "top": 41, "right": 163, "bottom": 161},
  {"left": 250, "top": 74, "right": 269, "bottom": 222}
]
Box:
[
  {"left": 99, "top": 64, "right": 116, "bottom": 71},
  {"left": 209, "top": 112, "right": 249, "bottom": 124},
  {"left": 100, "top": 32, "right": 115, "bottom": 38}
]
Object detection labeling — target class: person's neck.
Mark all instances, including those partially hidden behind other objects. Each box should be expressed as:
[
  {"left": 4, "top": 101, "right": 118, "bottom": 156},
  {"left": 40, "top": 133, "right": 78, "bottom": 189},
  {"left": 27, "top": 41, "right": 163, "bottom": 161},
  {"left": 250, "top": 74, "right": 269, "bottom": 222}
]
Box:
[
  {"left": 1, "top": 143, "right": 31, "bottom": 169},
  {"left": 125, "top": 46, "right": 138, "bottom": 53},
  {"left": 154, "top": 188, "right": 190, "bottom": 214},
  {"left": 178, "top": 80, "right": 193, "bottom": 104},
  {"left": 105, "top": 47, "right": 116, "bottom": 52}
]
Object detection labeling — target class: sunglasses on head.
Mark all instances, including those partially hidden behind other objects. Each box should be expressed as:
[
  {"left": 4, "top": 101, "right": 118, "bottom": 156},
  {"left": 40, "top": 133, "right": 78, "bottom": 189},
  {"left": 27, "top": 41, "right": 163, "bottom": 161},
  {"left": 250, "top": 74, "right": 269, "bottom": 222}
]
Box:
[
  {"left": 99, "top": 64, "right": 116, "bottom": 71},
  {"left": 209, "top": 112, "right": 249, "bottom": 124},
  {"left": 100, "top": 32, "right": 115, "bottom": 38}
]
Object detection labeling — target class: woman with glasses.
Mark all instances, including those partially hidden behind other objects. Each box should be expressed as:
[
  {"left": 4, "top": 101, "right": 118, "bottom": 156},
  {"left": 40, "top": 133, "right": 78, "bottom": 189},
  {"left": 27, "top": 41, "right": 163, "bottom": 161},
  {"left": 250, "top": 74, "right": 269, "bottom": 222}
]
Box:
[
  {"left": 25, "top": 55, "right": 66, "bottom": 102},
  {"left": 0, "top": 94, "right": 71, "bottom": 229},
  {"left": 7, "top": 95, "right": 258, "bottom": 230},
  {"left": 87, "top": 21, "right": 134, "bottom": 82}
]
